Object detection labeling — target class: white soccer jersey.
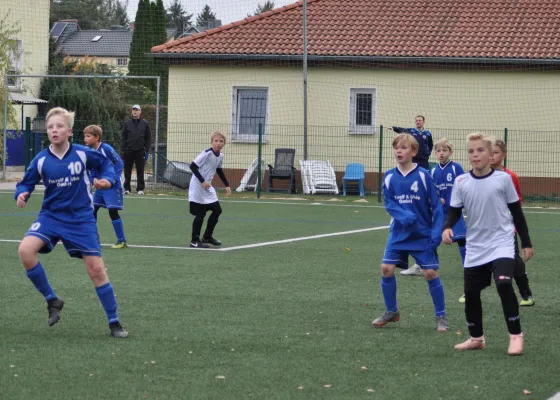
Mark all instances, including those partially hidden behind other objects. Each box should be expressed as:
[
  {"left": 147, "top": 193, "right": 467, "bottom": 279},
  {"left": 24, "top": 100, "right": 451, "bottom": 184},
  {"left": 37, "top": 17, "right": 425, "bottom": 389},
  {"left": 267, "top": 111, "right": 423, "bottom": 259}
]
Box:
[
  {"left": 188, "top": 148, "right": 224, "bottom": 204},
  {"left": 450, "top": 169, "right": 519, "bottom": 268}
]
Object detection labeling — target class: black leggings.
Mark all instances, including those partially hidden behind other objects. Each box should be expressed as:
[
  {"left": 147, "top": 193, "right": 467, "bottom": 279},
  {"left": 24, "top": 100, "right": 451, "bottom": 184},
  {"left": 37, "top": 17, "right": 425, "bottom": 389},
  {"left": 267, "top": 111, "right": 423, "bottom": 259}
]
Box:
[
  {"left": 94, "top": 206, "right": 120, "bottom": 221},
  {"left": 463, "top": 258, "right": 521, "bottom": 337},
  {"left": 190, "top": 201, "right": 222, "bottom": 242}
]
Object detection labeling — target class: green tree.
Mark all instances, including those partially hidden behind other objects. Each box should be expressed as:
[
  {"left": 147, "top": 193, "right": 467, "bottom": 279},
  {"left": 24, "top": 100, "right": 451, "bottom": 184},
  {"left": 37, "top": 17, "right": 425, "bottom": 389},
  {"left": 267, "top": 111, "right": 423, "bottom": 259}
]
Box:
[
  {"left": 168, "top": 0, "right": 192, "bottom": 33},
  {"left": 0, "top": 12, "right": 21, "bottom": 165},
  {"left": 196, "top": 4, "right": 217, "bottom": 26},
  {"left": 248, "top": 1, "right": 275, "bottom": 17},
  {"left": 109, "top": 0, "right": 130, "bottom": 27},
  {"left": 50, "top": 0, "right": 130, "bottom": 29},
  {"left": 128, "top": 0, "right": 168, "bottom": 100}
]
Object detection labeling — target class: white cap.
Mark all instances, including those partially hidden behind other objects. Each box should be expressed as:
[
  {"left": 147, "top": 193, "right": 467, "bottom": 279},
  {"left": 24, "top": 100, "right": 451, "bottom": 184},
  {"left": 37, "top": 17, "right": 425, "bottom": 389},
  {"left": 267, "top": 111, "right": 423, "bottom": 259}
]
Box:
[{"left": 132, "top": 104, "right": 141, "bottom": 110}]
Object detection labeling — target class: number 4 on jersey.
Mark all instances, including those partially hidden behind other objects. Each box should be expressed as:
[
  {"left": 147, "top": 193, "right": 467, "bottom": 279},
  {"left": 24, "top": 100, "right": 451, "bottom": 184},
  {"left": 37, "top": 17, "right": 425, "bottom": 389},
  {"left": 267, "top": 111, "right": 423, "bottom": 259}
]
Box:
[{"left": 410, "top": 181, "right": 419, "bottom": 193}]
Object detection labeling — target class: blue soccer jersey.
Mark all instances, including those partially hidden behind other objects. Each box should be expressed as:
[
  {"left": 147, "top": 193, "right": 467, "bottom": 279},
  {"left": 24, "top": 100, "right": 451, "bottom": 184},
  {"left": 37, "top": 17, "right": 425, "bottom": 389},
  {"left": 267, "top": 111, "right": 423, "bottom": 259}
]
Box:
[
  {"left": 15, "top": 143, "right": 117, "bottom": 223},
  {"left": 431, "top": 161, "right": 467, "bottom": 240},
  {"left": 92, "top": 142, "right": 124, "bottom": 210},
  {"left": 383, "top": 165, "right": 443, "bottom": 250}
]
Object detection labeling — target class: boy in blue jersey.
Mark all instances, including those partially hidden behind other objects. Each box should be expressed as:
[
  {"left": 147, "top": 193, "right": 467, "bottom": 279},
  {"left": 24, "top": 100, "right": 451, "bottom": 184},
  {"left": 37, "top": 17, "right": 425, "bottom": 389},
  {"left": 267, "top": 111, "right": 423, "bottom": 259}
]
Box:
[
  {"left": 390, "top": 115, "right": 434, "bottom": 276},
  {"left": 15, "top": 107, "right": 128, "bottom": 338},
  {"left": 372, "top": 133, "right": 448, "bottom": 332},
  {"left": 430, "top": 138, "right": 468, "bottom": 303},
  {"left": 84, "top": 125, "right": 127, "bottom": 249}
]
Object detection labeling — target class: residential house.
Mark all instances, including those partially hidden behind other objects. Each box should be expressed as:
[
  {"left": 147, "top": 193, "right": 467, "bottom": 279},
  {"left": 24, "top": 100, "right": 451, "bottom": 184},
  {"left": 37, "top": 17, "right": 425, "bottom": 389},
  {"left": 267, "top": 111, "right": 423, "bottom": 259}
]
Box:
[
  {"left": 1, "top": 0, "right": 50, "bottom": 129},
  {"left": 52, "top": 21, "right": 132, "bottom": 72},
  {"left": 150, "top": 0, "right": 560, "bottom": 196}
]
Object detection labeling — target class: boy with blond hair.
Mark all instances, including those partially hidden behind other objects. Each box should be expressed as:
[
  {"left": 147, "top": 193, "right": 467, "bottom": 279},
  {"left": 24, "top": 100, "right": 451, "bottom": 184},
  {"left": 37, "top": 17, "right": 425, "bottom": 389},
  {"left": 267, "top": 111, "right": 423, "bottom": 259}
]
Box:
[
  {"left": 443, "top": 132, "right": 532, "bottom": 355},
  {"left": 490, "top": 140, "right": 534, "bottom": 306},
  {"left": 430, "top": 138, "right": 468, "bottom": 302},
  {"left": 84, "top": 125, "right": 127, "bottom": 249},
  {"left": 372, "top": 133, "right": 448, "bottom": 332},
  {"left": 188, "top": 131, "right": 231, "bottom": 248},
  {"left": 15, "top": 107, "right": 128, "bottom": 338}
]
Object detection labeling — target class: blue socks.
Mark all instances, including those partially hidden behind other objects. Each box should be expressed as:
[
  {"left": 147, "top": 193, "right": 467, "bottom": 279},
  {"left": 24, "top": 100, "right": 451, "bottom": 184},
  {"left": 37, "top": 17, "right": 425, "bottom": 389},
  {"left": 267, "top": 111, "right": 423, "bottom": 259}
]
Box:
[
  {"left": 381, "top": 276, "right": 398, "bottom": 312},
  {"left": 95, "top": 283, "right": 119, "bottom": 324},
  {"left": 26, "top": 263, "right": 57, "bottom": 301},
  {"left": 458, "top": 245, "right": 466, "bottom": 266},
  {"left": 112, "top": 218, "right": 126, "bottom": 243},
  {"left": 427, "top": 277, "right": 446, "bottom": 317}
]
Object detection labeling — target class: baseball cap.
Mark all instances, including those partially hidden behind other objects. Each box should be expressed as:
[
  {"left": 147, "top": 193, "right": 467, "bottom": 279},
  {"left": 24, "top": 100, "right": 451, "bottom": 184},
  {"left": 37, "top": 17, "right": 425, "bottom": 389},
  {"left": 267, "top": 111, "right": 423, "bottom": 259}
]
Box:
[{"left": 132, "top": 104, "right": 141, "bottom": 110}]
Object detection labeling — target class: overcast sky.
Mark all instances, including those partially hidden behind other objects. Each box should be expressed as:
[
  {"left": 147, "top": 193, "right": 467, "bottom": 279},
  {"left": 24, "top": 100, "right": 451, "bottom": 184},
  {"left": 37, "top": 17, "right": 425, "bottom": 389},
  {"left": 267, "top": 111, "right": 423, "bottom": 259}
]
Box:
[{"left": 127, "top": 0, "right": 296, "bottom": 24}]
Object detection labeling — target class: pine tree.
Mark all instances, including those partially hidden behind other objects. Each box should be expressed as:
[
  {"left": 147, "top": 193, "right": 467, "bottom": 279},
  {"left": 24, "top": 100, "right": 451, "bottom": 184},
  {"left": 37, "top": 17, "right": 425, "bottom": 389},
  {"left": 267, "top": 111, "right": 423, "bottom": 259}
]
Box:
[
  {"left": 196, "top": 5, "right": 217, "bottom": 27},
  {"left": 248, "top": 1, "right": 275, "bottom": 17}
]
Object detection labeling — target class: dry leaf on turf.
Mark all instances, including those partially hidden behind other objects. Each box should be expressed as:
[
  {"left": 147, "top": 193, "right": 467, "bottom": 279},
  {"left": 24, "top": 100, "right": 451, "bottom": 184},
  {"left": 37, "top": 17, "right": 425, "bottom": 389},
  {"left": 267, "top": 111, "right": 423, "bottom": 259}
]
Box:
[
  {"left": 324, "top": 384, "right": 332, "bottom": 388},
  {"left": 360, "top": 366, "right": 368, "bottom": 370},
  {"left": 344, "top": 247, "right": 350, "bottom": 251},
  {"left": 523, "top": 389, "right": 532, "bottom": 395},
  {"left": 367, "top": 389, "right": 375, "bottom": 393},
  {"left": 215, "top": 375, "right": 225, "bottom": 379},
  {"left": 297, "top": 386, "right": 303, "bottom": 390}
]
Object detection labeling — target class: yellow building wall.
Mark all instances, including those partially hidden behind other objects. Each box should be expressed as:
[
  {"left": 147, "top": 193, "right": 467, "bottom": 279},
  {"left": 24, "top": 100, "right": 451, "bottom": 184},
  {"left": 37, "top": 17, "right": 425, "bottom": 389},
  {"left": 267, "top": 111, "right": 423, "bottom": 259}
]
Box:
[
  {"left": 166, "top": 65, "right": 560, "bottom": 179},
  {"left": 0, "top": 0, "right": 50, "bottom": 129}
]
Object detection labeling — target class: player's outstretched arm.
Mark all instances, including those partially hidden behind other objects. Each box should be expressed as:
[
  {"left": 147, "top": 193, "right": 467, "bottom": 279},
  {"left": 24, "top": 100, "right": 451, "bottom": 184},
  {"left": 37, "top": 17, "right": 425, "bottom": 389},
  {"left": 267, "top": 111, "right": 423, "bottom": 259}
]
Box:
[
  {"left": 216, "top": 168, "right": 230, "bottom": 196},
  {"left": 507, "top": 200, "right": 533, "bottom": 261},
  {"left": 442, "top": 207, "right": 462, "bottom": 244},
  {"left": 14, "top": 157, "right": 42, "bottom": 204},
  {"left": 16, "top": 192, "right": 30, "bottom": 208},
  {"left": 428, "top": 176, "right": 444, "bottom": 246}
]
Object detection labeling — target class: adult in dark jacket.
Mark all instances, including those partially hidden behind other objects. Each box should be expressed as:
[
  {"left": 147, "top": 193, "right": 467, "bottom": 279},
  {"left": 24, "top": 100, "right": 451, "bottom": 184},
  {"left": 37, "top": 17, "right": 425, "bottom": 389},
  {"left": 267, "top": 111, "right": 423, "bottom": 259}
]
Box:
[{"left": 121, "top": 105, "right": 151, "bottom": 195}]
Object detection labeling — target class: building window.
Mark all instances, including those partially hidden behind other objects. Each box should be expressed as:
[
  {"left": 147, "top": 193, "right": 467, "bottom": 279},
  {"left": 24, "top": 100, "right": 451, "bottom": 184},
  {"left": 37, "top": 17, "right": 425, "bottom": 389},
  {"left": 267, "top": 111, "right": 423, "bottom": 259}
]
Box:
[
  {"left": 349, "top": 88, "right": 376, "bottom": 134},
  {"left": 117, "top": 58, "right": 128, "bottom": 66},
  {"left": 7, "top": 39, "right": 23, "bottom": 90},
  {"left": 232, "top": 87, "right": 268, "bottom": 142}
]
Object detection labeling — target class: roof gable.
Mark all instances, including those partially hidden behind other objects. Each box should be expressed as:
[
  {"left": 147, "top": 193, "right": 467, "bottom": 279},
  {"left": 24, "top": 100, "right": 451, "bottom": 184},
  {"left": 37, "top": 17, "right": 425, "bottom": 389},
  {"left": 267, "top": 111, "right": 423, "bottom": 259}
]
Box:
[{"left": 151, "top": 0, "right": 560, "bottom": 60}]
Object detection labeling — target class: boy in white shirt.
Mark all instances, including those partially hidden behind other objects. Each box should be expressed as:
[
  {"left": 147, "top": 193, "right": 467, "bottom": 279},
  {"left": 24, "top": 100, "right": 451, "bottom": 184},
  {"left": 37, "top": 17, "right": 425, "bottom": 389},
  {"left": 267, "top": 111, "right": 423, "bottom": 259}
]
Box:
[
  {"left": 443, "top": 132, "right": 533, "bottom": 356},
  {"left": 188, "top": 131, "right": 231, "bottom": 248}
]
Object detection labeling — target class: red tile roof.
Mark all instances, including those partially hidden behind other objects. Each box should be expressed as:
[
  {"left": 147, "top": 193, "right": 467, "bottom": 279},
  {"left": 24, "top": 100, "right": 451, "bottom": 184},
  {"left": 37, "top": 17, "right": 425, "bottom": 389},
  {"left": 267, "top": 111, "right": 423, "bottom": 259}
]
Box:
[{"left": 151, "top": 0, "right": 560, "bottom": 60}]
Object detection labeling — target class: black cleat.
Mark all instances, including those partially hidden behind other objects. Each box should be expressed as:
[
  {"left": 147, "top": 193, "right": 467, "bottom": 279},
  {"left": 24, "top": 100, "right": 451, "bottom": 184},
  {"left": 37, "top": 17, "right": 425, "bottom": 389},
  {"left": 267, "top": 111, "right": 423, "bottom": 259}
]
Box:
[
  {"left": 109, "top": 322, "right": 129, "bottom": 338},
  {"left": 190, "top": 241, "right": 209, "bottom": 249},
  {"left": 47, "top": 298, "right": 64, "bottom": 326},
  {"left": 202, "top": 236, "right": 222, "bottom": 246}
]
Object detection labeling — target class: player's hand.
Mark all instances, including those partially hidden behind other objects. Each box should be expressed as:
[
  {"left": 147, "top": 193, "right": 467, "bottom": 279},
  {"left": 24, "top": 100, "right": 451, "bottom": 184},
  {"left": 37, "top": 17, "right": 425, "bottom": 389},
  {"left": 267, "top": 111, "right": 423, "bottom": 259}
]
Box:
[
  {"left": 440, "top": 198, "right": 445, "bottom": 205},
  {"left": 442, "top": 228, "right": 454, "bottom": 245},
  {"left": 94, "top": 178, "right": 112, "bottom": 190},
  {"left": 522, "top": 247, "right": 533, "bottom": 262},
  {"left": 202, "top": 181, "right": 211, "bottom": 190},
  {"left": 225, "top": 187, "right": 231, "bottom": 197},
  {"left": 16, "top": 192, "right": 29, "bottom": 208}
]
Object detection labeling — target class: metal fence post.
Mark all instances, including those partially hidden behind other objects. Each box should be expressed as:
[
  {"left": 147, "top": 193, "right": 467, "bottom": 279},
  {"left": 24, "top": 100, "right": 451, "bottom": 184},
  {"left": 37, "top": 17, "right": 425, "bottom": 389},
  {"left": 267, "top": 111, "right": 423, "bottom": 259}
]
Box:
[
  {"left": 257, "top": 122, "right": 263, "bottom": 199},
  {"left": 377, "top": 125, "right": 384, "bottom": 203},
  {"left": 24, "top": 117, "right": 31, "bottom": 169},
  {"left": 503, "top": 127, "right": 508, "bottom": 168}
]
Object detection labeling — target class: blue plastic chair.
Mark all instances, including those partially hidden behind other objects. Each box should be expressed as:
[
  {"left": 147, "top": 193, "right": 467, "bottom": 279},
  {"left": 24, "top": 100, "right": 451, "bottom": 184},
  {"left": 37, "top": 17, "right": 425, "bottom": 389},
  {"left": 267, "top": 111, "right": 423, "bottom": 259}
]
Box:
[{"left": 342, "top": 163, "right": 365, "bottom": 196}]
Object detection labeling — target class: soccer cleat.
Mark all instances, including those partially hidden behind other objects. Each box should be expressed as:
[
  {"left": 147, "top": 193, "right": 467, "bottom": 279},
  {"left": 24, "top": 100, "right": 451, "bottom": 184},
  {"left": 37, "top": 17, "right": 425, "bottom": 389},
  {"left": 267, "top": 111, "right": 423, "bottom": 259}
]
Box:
[
  {"left": 111, "top": 242, "right": 128, "bottom": 249},
  {"left": 520, "top": 297, "right": 535, "bottom": 307},
  {"left": 47, "top": 298, "right": 64, "bottom": 326},
  {"left": 137, "top": 190, "right": 145, "bottom": 195},
  {"left": 109, "top": 322, "right": 129, "bottom": 338},
  {"left": 400, "top": 264, "right": 423, "bottom": 276},
  {"left": 124, "top": 190, "right": 130, "bottom": 195},
  {"left": 202, "top": 236, "right": 222, "bottom": 246},
  {"left": 454, "top": 336, "right": 485, "bottom": 351},
  {"left": 436, "top": 316, "right": 449, "bottom": 332},
  {"left": 508, "top": 333, "right": 523, "bottom": 356},
  {"left": 458, "top": 294, "right": 466, "bottom": 303},
  {"left": 372, "top": 311, "right": 400, "bottom": 327},
  {"left": 190, "top": 241, "right": 209, "bottom": 249}
]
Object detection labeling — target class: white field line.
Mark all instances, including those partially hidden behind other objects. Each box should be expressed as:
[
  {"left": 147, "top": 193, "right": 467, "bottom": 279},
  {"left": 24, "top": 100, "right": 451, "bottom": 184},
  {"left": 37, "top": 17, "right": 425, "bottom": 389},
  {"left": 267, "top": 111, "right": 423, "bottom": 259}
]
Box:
[
  {"left": 2, "top": 190, "right": 560, "bottom": 213},
  {"left": 0, "top": 226, "right": 389, "bottom": 252}
]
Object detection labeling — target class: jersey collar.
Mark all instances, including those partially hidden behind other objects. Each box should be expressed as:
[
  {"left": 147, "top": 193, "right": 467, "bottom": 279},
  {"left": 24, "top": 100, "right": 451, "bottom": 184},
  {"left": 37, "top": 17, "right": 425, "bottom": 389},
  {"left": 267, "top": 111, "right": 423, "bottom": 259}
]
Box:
[
  {"left": 396, "top": 163, "right": 418, "bottom": 177},
  {"left": 438, "top": 160, "right": 452, "bottom": 169},
  {"left": 469, "top": 168, "right": 495, "bottom": 180},
  {"left": 48, "top": 142, "right": 71, "bottom": 160}
]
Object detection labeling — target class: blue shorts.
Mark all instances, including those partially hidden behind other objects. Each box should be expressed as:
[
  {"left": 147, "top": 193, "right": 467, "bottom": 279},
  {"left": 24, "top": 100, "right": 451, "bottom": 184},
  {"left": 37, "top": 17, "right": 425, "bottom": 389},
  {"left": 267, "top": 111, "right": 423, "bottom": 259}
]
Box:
[
  {"left": 452, "top": 216, "right": 467, "bottom": 241},
  {"left": 383, "top": 245, "right": 439, "bottom": 270},
  {"left": 25, "top": 215, "right": 101, "bottom": 259},
  {"left": 93, "top": 182, "right": 123, "bottom": 210}
]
